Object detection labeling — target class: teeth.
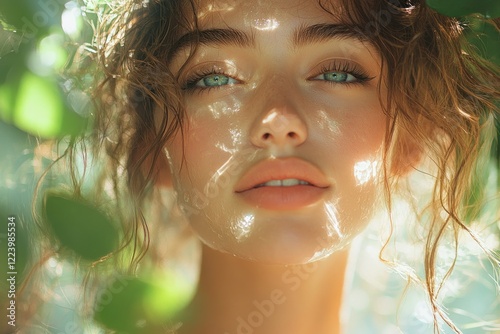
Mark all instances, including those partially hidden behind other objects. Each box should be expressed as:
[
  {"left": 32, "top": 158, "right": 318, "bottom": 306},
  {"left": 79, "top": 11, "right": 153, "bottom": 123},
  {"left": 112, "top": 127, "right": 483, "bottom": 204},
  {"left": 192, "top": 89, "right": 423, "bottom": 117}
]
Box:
[
  {"left": 260, "top": 179, "right": 309, "bottom": 187},
  {"left": 282, "top": 179, "right": 301, "bottom": 186},
  {"left": 264, "top": 180, "right": 283, "bottom": 186}
]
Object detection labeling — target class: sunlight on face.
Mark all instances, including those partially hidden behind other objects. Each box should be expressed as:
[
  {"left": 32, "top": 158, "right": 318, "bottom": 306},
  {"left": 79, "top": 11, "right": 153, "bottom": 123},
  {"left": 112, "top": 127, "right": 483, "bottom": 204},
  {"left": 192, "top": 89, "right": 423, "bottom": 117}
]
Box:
[
  {"left": 354, "top": 160, "right": 380, "bottom": 186},
  {"left": 163, "top": 0, "right": 387, "bottom": 264},
  {"left": 251, "top": 18, "right": 280, "bottom": 31}
]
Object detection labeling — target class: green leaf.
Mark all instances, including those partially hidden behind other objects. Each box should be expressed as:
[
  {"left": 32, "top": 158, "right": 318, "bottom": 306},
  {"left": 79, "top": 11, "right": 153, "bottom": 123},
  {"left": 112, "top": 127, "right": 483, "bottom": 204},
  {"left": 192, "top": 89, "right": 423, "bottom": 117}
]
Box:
[
  {"left": 426, "top": 0, "right": 500, "bottom": 18},
  {"left": 0, "top": 27, "right": 24, "bottom": 57},
  {"left": 0, "top": 77, "right": 18, "bottom": 118},
  {"left": 43, "top": 194, "right": 119, "bottom": 261},
  {"left": 147, "top": 273, "right": 193, "bottom": 320},
  {"left": 94, "top": 275, "right": 192, "bottom": 332},
  {"left": 0, "top": 71, "right": 86, "bottom": 138},
  {"left": 0, "top": 0, "right": 63, "bottom": 39}
]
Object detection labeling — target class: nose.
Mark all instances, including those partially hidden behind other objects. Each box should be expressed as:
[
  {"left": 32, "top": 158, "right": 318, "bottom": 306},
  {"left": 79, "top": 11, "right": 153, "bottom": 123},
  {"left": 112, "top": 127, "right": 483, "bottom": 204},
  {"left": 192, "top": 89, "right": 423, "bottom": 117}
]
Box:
[{"left": 250, "top": 106, "right": 308, "bottom": 148}]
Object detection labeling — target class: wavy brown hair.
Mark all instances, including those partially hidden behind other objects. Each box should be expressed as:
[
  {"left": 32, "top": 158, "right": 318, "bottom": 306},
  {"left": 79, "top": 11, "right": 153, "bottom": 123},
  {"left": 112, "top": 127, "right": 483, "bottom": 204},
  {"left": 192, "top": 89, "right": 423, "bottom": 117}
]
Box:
[{"left": 29, "top": 0, "right": 500, "bottom": 332}]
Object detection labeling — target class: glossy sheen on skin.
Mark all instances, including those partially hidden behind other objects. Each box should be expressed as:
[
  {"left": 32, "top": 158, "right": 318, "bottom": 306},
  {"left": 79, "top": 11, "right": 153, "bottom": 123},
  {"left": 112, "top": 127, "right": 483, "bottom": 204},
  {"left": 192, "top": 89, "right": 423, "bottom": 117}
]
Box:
[{"left": 163, "top": 0, "right": 387, "bottom": 264}]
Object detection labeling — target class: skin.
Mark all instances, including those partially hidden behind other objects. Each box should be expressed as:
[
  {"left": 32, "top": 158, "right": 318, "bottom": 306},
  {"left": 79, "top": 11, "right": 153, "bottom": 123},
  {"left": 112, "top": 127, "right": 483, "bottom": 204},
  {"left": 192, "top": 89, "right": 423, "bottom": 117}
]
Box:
[{"left": 161, "top": 0, "right": 388, "bottom": 332}]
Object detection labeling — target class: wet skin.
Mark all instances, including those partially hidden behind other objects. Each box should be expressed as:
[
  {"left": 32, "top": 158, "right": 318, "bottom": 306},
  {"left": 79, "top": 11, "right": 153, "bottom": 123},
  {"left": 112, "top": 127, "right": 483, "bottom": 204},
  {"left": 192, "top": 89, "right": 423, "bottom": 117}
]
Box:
[{"left": 164, "top": 0, "right": 387, "bottom": 264}]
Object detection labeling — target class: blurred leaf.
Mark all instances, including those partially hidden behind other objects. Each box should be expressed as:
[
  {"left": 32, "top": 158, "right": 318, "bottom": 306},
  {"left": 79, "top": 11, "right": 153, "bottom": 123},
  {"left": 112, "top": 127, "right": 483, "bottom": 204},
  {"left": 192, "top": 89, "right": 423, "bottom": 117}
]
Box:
[
  {"left": 0, "top": 27, "right": 23, "bottom": 58},
  {"left": 426, "top": 0, "right": 500, "bottom": 18},
  {"left": 0, "top": 30, "right": 30, "bottom": 83},
  {"left": 465, "top": 19, "right": 500, "bottom": 66},
  {"left": 43, "top": 193, "right": 119, "bottom": 261},
  {"left": 148, "top": 273, "right": 193, "bottom": 320},
  {"left": 0, "top": 0, "right": 64, "bottom": 39},
  {"left": 0, "top": 71, "right": 86, "bottom": 138},
  {"left": 0, "top": 75, "right": 18, "bottom": 117},
  {"left": 94, "top": 276, "right": 191, "bottom": 333}
]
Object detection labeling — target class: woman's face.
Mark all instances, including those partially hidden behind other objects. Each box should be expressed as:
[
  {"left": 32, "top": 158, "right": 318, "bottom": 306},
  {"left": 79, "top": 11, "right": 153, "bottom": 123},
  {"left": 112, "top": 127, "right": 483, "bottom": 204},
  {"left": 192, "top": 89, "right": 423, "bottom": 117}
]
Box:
[{"left": 163, "top": 0, "right": 386, "bottom": 264}]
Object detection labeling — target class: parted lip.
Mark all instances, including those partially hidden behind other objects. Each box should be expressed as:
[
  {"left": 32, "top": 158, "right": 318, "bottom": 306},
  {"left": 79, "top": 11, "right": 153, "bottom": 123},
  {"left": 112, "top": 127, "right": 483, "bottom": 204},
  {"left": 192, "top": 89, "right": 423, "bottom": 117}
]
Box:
[{"left": 234, "top": 157, "right": 330, "bottom": 192}]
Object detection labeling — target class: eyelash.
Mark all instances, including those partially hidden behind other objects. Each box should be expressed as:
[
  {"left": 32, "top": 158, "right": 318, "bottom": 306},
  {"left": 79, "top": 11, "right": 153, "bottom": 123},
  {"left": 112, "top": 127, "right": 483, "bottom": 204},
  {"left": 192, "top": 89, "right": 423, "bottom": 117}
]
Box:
[
  {"left": 311, "top": 60, "right": 374, "bottom": 85},
  {"left": 183, "top": 68, "right": 238, "bottom": 93},
  {"left": 182, "top": 60, "right": 373, "bottom": 93}
]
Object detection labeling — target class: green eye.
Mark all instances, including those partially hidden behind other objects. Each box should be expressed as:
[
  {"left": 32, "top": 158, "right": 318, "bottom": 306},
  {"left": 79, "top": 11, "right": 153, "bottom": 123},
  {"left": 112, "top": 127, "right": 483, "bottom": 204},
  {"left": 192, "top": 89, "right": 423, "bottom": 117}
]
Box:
[
  {"left": 196, "top": 74, "right": 237, "bottom": 87},
  {"left": 318, "top": 71, "right": 356, "bottom": 83}
]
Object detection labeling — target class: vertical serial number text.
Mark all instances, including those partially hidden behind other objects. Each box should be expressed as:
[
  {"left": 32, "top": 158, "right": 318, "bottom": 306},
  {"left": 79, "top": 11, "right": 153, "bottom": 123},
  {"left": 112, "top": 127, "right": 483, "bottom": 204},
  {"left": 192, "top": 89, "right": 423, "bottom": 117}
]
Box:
[{"left": 6, "top": 216, "right": 17, "bottom": 327}]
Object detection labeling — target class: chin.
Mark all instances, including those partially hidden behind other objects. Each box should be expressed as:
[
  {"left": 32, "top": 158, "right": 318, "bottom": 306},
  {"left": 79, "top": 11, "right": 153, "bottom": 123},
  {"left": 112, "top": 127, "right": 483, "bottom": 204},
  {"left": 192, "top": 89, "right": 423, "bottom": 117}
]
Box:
[
  {"left": 187, "top": 197, "right": 377, "bottom": 265},
  {"left": 200, "top": 221, "right": 355, "bottom": 265}
]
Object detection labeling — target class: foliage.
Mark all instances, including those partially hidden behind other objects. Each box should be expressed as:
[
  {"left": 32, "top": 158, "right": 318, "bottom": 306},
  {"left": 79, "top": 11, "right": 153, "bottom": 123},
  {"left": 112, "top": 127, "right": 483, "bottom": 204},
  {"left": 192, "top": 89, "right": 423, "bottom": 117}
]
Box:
[
  {"left": 43, "top": 193, "right": 119, "bottom": 261},
  {"left": 0, "top": 0, "right": 88, "bottom": 139},
  {"left": 94, "top": 275, "right": 193, "bottom": 332},
  {"left": 426, "top": 0, "right": 500, "bottom": 18}
]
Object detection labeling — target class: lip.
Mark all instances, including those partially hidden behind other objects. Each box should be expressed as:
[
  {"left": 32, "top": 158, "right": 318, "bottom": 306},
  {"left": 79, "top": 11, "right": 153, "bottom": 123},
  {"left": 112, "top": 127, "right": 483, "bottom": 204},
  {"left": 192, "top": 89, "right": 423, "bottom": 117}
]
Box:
[{"left": 235, "top": 157, "right": 330, "bottom": 210}]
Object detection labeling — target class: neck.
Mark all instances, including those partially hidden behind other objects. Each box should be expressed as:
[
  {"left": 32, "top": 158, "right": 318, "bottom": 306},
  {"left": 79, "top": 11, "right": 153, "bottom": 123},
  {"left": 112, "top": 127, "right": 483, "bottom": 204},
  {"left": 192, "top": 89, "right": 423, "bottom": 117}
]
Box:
[{"left": 177, "top": 244, "right": 349, "bottom": 334}]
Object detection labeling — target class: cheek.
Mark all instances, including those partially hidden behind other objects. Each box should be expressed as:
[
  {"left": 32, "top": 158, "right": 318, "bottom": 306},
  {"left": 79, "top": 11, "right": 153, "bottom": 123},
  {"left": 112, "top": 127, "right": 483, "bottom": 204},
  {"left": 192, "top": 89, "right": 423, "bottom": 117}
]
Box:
[
  {"left": 166, "top": 118, "right": 227, "bottom": 190},
  {"left": 310, "top": 95, "right": 386, "bottom": 227},
  {"left": 338, "top": 110, "right": 386, "bottom": 173},
  {"left": 312, "top": 90, "right": 386, "bottom": 166},
  {"left": 332, "top": 92, "right": 385, "bottom": 141},
  {"left": 176, "top": 95, "right": 246, "bottom": 155},
  {"left": 164, "top": 101, "right": 248, "bottom": 217},
  {"left": 338, "top": 104, "right": 386, "bottom": 190}
]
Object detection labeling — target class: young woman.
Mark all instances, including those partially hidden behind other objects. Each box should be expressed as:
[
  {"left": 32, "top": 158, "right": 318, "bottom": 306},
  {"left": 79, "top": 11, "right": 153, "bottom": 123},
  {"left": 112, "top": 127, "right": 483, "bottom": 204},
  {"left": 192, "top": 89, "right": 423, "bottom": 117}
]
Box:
[{"left": 24, "top": 0, "right": 500, "bottom": 333}]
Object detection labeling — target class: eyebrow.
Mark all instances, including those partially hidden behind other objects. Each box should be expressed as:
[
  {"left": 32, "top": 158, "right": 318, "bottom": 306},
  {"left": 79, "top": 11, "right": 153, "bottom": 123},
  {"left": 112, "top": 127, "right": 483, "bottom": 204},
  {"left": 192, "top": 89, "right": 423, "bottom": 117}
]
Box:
[
  {"left": 293, "top": 23, "right": 369, "bottom": 47},
  {"left": 168, "top": 28, "right": 255, "bottom": 61},
  {"left": 168, "top": 23, "right": 368, "bottom": 61}
]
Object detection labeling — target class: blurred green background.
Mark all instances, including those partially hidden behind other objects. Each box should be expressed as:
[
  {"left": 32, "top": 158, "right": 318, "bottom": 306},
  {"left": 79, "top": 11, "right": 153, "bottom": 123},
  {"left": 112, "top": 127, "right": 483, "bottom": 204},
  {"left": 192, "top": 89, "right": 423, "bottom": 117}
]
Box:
[{"left": 0, "top": 1, "right": 195, "bottom": 332}]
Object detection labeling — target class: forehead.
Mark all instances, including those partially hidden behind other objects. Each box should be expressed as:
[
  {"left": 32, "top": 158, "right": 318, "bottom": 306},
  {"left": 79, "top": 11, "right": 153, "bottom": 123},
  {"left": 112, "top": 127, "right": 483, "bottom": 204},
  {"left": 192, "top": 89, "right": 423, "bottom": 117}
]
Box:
[
  {"left": 169, "top": 0, "right": 378, "bottom": 70},
  {"left": 194, "top": 0, "right": 344, "bottom": 30}
]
